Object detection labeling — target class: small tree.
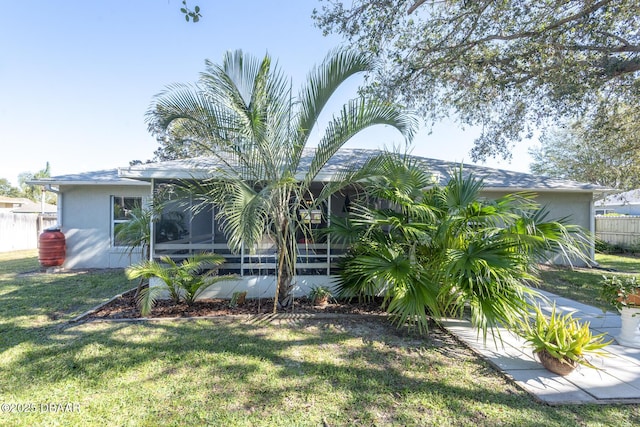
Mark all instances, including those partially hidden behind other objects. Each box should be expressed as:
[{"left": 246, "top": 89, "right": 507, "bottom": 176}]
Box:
[
  {"left": 19, "top": 162, "right": 56, "bottom": 204},
  {"left": 0, "top": 179, "right": 21, "bottom": 197},
  {"left": 146, "top": 48, "right": 415, "bottom": 311},
  {"left": 530, "top": 107, "right": 640, "bottom": 191}
]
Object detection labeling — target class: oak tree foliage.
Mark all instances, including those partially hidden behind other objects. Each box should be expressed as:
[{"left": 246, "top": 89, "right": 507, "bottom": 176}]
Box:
[
  {"left": 530, "top": 103, "right": 640, "bottom": 190},
  {"left": 314, "top": 0, "right": 640, "bottom": 161},
  {"left": 0, "top": 179, "right": 21, "bottom": 198},
  {"left": 180, "top": 0, "right": 201, "bottom": 23}
]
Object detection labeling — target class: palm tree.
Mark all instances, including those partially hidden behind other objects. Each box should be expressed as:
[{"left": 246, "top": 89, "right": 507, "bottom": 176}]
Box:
[
  {"left": 146, "top": 49, "right": 415, "bottom": 310},
  {"left": 331, "top": 152, "right": 591, "bottom": 335},
  {"left": 114, "top": 195, "right": 189, "bottom": 298},
  {"left": 19, "top": 162, "right": 55, "bottom": 204}
]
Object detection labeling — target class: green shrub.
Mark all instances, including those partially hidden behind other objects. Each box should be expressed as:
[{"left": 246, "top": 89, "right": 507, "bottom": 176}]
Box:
[
  {"left": 600, "top": 275, "right": 640, "bottom": 310},
  {"left": 126, "top": 253, "right": 235, "bottom": 315}
]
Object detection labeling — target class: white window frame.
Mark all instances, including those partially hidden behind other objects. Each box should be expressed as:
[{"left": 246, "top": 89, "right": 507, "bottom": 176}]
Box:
[{"left": 111, "top": 195, "right": 143, "bottom": 248}]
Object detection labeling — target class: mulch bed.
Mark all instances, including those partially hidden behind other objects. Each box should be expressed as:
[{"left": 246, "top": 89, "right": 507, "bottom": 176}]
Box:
[{"left": 87, "top": 289, "right": 388, "bottom": 320}]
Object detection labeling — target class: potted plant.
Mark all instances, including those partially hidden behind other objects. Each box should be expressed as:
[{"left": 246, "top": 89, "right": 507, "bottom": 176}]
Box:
[
  {"left": 229, "top": 291, "right": 247, "bottom": 308},
  {"left": 309, "top": 286, "right": 332, "bottom": 306},
  {"left": 601, "top": 275, "right": 640, "bottom": 309},
  {"left": 601, "top": 275, "right": 640, "bottom": 348},
  {"left": 519, "top": 304, "right": 611, "bottom": 376}
]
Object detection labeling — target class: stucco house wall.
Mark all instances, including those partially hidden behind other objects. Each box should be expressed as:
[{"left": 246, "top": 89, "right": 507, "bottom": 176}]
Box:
[
  {"left": 58, "top": 183, "right": 150, "bottom": 269},
  {"left": 482, "top": 191, "right": 594, "bottom": 232},
  {"left": 32, "top": 150, "right": 609, "bottom": 278},
  {"left": 483, "top": 190, "right": 595, "bottom": 264}
]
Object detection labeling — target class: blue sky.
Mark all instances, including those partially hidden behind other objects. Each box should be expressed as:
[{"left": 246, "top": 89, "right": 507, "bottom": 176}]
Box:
[{"left": 0, "top": 0, "right": 534, "bottom": 186}]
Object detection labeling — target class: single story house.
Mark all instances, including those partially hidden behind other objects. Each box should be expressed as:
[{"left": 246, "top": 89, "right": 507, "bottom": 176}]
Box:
[
  {"left": 0, "top": 196, "right": 57, "bottom": 214},
  {"left": 595, "top": 189, "right": 640, "bottom": 216},
  {"left": 31, "top": 148, "right": 609, "bottom": 298}
]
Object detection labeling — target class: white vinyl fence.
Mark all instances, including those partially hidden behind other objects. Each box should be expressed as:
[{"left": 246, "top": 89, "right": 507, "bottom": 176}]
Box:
[
  {"left": 0, "top": 212, "right": 58, "bottom": 252},
  {"left": 595, "top": 216, "right": 640, "bottom": 248}
]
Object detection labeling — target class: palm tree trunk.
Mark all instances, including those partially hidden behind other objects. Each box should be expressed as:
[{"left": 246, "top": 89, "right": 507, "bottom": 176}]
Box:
[
  {"left": 134, "top": 245, "right": 150, "bottom": 299},
  {"left": 134, "top": 278, "right": 145, "bottom": 299},
  {"left": 273, "top": 215, "right": 295, "bottom": 312}
]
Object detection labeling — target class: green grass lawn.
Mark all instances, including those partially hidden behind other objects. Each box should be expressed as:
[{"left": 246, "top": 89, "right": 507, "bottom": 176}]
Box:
[
  {"left": 1, "top": 250, "right": 639, "bottom": 426},
  {"left": 537, "top": 253, "right": 640, "bottom": 312}
]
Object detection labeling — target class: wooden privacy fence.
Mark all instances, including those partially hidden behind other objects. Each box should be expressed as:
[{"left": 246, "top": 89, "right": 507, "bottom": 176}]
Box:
[
  {"left": 0, "top": 212, "right": 58, "bottom": 252},
  {"left": 595, "top": 216, "right": 640, "bottom": 248}
]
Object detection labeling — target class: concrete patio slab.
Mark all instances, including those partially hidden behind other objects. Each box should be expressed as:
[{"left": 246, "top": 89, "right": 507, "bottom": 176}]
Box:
[
  {"left": 441, "top": 290, "right": 640, "bottom": 405},
  {"left": 507, "top": 369, "right": 597, "bottom": 405}
]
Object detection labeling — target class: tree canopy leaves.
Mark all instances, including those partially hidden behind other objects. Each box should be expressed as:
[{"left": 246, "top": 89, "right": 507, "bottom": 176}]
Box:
[
  {"left": 17, "top": 162, "right": 56, "bottom": 204},
  {"left": 314, "top": 0, "right": 640, "bottom": 161},
  {"left": 529, "top": 103, "right": 640, "bottom": 190},
  {"left": 180, "top": 1, "right": 201, "bottom": 23},
  {"left": 0, "top": 179, "right": 21, "bottom": 198}
]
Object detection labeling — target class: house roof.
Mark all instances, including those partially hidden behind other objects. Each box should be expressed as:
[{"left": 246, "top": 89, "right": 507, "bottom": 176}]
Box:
[
  {"left": 595, "top": 189, "right": 640, "bottom": 207},
  {"left": 0, "top": 196, "right": 31, "bottom": 205},
  {"left": 29, "top": 148, "right": 610, "bottom": 194},
  {"left": 28, "top": 169, "right": 149, "bottom": 187},
  {"left": 0, "top": 196, "right": 57, "bottom": 213},
  {"left": 118, "top": 148, "right": 609, "bottom": 194}
]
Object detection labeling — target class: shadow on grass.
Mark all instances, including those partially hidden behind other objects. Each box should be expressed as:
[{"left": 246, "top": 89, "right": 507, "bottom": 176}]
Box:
[
  {"left": 2, "top": 254, "right": 639, "bottom": 425},
  {"left": 4, "top": 318, "right": 638, "bottom": 426},
  {"left": 596, "top": 254, "right": 640, "bottom": 274},
  {"left": 0, "top": 252, "right": 39, "bottom": 274},
  {"left": 537, "top": 267, "right": 615, "bottom": 313},
  {"left": 0, "top": 268, "right": 134, "bottom": 350}
]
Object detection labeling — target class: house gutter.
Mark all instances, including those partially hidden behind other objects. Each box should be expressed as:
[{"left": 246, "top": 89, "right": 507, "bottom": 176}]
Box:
[
  {"left": 44, "top": 184, "right": 62, "bottom": 228},
  {"left": 481, "top": 186, "right": 611, "bottom": 195}
]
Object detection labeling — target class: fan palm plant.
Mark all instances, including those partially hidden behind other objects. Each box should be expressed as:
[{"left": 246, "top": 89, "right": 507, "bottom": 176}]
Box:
[
  {"left": 146, "top": 48, "right": 415, "bottom": 311},
  {"left": 332, "top": 152, "right": 591, "bottom": 335}
]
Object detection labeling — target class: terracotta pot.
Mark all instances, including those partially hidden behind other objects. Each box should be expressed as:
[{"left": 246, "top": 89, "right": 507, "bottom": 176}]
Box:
[
  {"left": 536, "top": 349, "right": 578, "bottom": 376},
  {"left": 236, "top": 292, "right": 246, "bottom": 305},
  {"left": 313, "top": 296, "right": 329, "bottom": 306},
  {"left": 621, "top": 291, "right": 640, "bottom": 306}
]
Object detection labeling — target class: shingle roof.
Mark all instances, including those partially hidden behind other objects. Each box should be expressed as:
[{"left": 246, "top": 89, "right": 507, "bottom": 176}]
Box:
[
  {"left": 118, "top": 148, "right": 608, "bottom": 193},
  {"left": 29, "top": 148, "right": 610, "bottom": 193},
  {"left": 0, "top": 196, "right": 57, "bottom": 213},
  {"left": 28, "top": 169, "right": 149, "bottom": 186}
]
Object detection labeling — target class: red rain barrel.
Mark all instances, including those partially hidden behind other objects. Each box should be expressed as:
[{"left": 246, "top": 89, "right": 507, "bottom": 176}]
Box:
[{"left": 39, "top": 228, "right": 66, "bottom": 267}]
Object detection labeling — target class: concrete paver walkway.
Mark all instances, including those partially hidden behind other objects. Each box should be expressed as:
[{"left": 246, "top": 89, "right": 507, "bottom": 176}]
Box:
[{"left": 441, "top": 290, "right": 640, "bottom": 405}]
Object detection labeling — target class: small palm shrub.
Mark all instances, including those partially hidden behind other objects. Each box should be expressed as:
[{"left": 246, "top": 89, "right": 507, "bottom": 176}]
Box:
[
  {"left": 331, "top": 153, "right": 591, "bottom": 334},
  {"left": 126, "top": 253, "right": 234, "bottom": 315},
  {"left": 229, "top": 291, "right": 247, "bottom": 308}
]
